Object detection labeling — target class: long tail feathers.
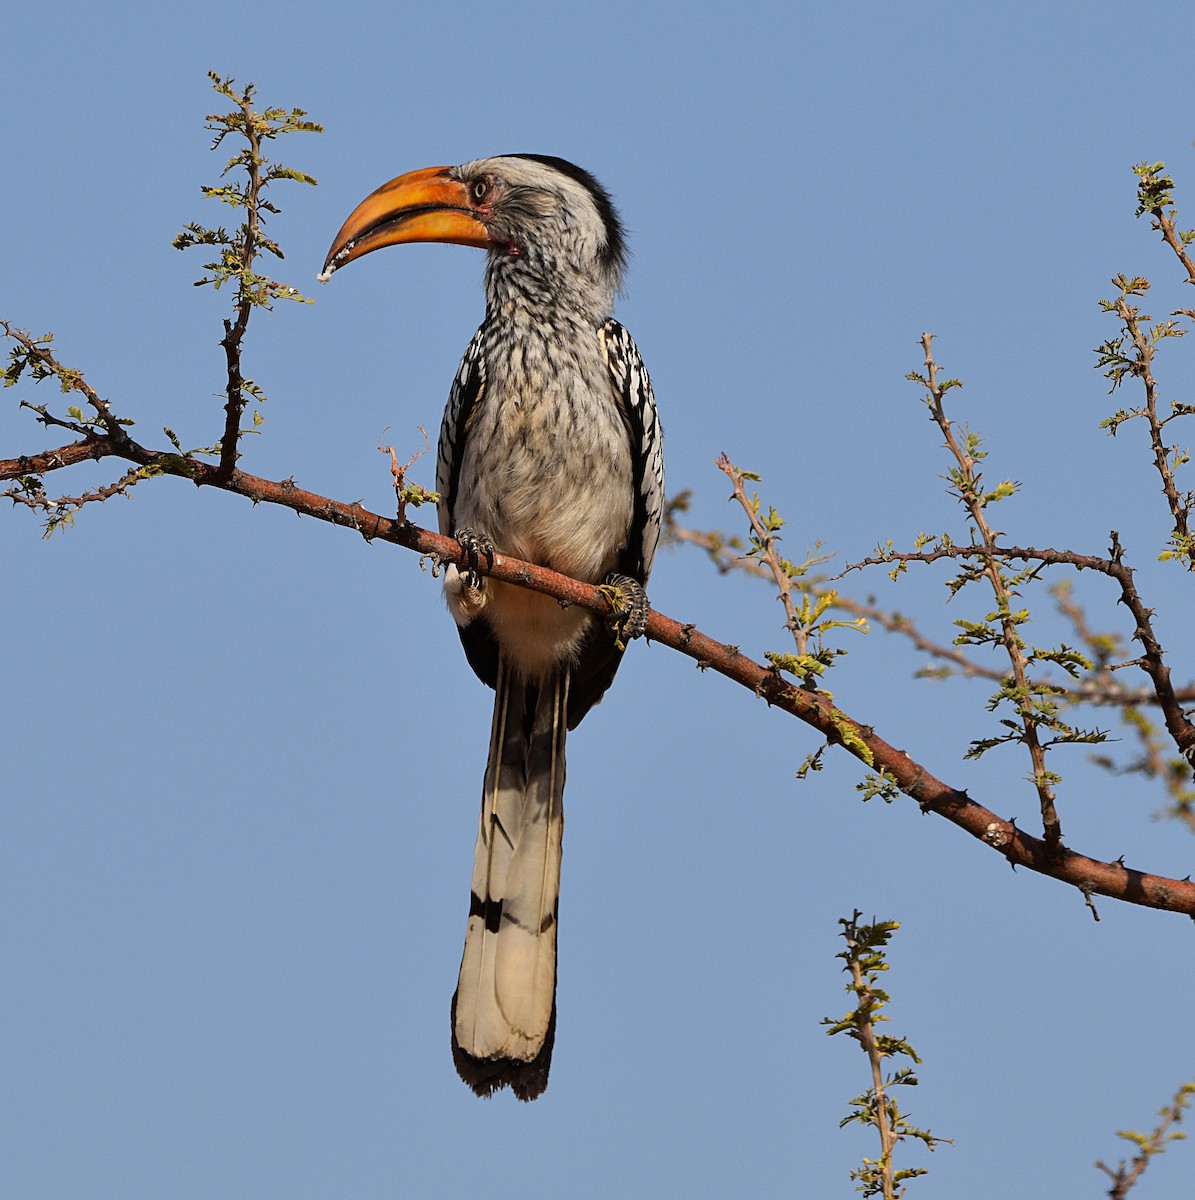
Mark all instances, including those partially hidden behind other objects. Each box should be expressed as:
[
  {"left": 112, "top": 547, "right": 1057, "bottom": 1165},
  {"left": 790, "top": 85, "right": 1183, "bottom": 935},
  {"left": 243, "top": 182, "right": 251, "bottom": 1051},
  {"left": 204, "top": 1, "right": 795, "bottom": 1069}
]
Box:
[{"left": 452, "top": 660, "right": 568, "bottom": 1101}]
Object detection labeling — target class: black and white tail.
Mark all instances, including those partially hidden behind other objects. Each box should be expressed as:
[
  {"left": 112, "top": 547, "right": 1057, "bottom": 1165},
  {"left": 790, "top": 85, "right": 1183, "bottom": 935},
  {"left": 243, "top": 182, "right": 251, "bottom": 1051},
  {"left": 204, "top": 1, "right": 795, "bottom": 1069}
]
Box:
[{"left": 451, "top": 659, "right": 567, "bottom": 1101}]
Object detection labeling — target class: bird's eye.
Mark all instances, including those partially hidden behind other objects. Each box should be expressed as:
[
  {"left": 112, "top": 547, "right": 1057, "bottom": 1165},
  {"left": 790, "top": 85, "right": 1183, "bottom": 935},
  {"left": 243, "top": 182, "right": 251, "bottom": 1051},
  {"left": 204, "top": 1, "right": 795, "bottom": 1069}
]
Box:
[{"left": 471, "top": 179, "right": 489, "bottom": 204}]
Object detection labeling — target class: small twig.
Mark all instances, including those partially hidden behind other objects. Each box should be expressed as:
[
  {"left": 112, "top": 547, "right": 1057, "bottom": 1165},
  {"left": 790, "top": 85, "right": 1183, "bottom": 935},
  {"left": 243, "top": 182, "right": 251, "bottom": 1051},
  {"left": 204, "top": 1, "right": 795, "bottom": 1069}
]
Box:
[
  {"left": 715, "top": 454, "right": 806, "bottom": 651},
  {"left": 844, "top": 534, "right": 1195, "bottom": 770},
  {"left": 669, "top": 512, "right": 1195, "bottom": 709},
  {"left": 1095, "top": 1081, "right": 1195, "bottom": 1198},
  {"left": 216, "top": 88, "right": 264, "bottom": 478},
  {"left": 826, "top": 914, "right": 948, "bottom": 1197},
  {"left": 1136, "top": 162, "right": 1195, "bottom": 285},
  {"left": 713, "top": 455, "right": 861, "bottom": 689},
  {"left": 918, "top": 334, "right": 1063, "bottom": 851},
  {"left": 848, "top": 951, "right": 897, "bottom": 1199},
  {"left": 1114, "top": 293, "right": 1192, "bottom": 552},
  {"left": 381, "top": 425, "right": 438, "bottom": 525},
  {"left": 170, "top": 73, "right": 320, "bottom": 480},
  {"left": 3, "top": 464, "right": 147, "bottom": 535},
  {"left": 2, "top": 321, "right": 128, "bottom": 443}
]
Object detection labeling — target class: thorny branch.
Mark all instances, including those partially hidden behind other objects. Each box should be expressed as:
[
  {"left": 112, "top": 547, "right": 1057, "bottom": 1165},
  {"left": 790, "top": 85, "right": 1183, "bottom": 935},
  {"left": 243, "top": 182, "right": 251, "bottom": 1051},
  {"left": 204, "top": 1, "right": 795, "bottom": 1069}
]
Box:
[
  {"left": 1107, "top": 282, "right": 1192, "bottom": 559},
  {"left": 846, "top": 531, "right": 1195, "bottom": 771},
  {"left": 215, "top": 85, "right": 264, "bottom": 479},
  {"left": 6, "top": 462, "right": 147, "bottom": 531},
  {"left": 8, "top": 107, "right": 1195, "bottom": 931},
  {"left": 826, "top": 915, "right": 947, "bottom": 1197},
  {"left": 1055, "top": 572, "right": 1195, "bottom": 832},
  {"left": 170, "top": 72, "right": 320, "bottom": 479},
  {"left": 3, "top": 352, "right": 1195, "bottom": 916},
  {"left": 1, "top": 320, "right": 130, "bottom": 445},
  {"left": 717, "top": 453, "right": 808, "bottom": 652},
  {"left": 713, "top": 454, "right": 865, "bottom": 698},
  {"left": 846, "top": 943, "right": 898, "bottom": 1200},
  {"left": 1134, "top": 161, "right": 1195, "bottom": 286},
  {"left": 918, "top": 334, "right": 1063, "bottom": 850},
  {"left": 665, "top": 501, "right": 1195, "bottom": 708}
]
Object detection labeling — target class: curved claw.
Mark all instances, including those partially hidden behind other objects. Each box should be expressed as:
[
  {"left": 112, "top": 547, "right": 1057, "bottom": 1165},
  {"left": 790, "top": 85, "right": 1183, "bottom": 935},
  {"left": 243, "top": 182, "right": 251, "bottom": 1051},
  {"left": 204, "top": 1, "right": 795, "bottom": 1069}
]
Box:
[
  {"left": 455, "top": 527, "right": 496, "bottom": 588},
  {"left": 601, "top": 572, "right": 650, "bottom": 648}
]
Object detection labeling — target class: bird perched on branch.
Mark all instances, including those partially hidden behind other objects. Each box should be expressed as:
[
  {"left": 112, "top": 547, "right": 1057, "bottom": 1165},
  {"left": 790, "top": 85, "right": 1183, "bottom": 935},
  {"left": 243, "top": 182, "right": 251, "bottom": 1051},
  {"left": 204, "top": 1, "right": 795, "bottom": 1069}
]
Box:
[{"left": 321, "top": 155, "right": 664, "bottom": 1099}]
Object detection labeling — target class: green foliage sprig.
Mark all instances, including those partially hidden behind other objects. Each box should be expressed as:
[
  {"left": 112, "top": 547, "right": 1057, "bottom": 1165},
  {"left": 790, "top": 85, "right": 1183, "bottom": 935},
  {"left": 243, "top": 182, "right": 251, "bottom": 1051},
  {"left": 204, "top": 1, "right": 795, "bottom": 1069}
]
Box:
[
  {"left": 1096, "top": 1081, "right": 1195, "bottom": 1198},
  {"left": 173, "top": 71, "right": 321, "bottom": 308},
  {"left": 714, "top": 453, "right": 870, "bottom": 778},
  {"left": 876, "top": 336, "right": 1110, "bottom": 848},
  {"left": 1132, "top": 161, "right": 1195, "bottom": 283},
  {"left": 2, "top": 73, "right": 321, "bottom": 532},
  {"left": 717, "top": 454, "right": 865, "bottom": 687},
  {"left": 1096, "top": 268, "right": 1195, "bottom": 565},
  {"left": 174, "top": 72, "right": 321, "bottom": 476},
  {"left": 825, "top": 913, "right": 948, "bottom": 1198}
]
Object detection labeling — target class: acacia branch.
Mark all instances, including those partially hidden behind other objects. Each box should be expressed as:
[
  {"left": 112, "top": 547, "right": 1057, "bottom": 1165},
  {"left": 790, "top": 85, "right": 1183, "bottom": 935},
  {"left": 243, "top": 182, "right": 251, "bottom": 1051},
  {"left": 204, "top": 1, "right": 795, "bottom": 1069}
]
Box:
[
  {"left": 716, "top": 454, "right": 807, "bottom": 652},
  {"left": 5, "top": 313, "right": 1194, "bottom": 914},
  {"left": 918, "top": 334, "right": 1063, "bottom": 849},
  {"left": 4, "top": 423, "right": 1193, "bottom": 917},
  {"left": 5, "top": 462, "right": 147, "bottom": 529},
  {"left": 847, "top": 951, "right": 898, "bottom": 1199},
  {"left": 216, "top": 85, "right": 263, "bottom": 479},
  {"left": 846, "top": 537, "right": 1195, "bottom": 768},
  {"left": 1, "top": 436, "right": 110, "bottom": 476},
  {"left": 665, "top": 504, "right": 989, "bottom": 679},
  {"left": 667, "top": 509, "right": 1195, "bottom": 708},
  {"left": 1136, "top": 161, "right": 1195, "bottom": 285},
  {"left": 1, "top": 321, "right": 130, "bottom": 445},
  {"left": 1153, "top": 210, "right": 1195, "bottom": 285},
  {"left": 1115, "top": 294, "right": 1192, "bottom": 551}
]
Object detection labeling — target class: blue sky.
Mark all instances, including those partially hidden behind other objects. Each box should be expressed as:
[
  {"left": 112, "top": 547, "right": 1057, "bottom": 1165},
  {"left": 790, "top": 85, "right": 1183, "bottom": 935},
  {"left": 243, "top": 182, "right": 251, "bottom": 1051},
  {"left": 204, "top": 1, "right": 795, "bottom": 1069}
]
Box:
[{"left": 6, "top": 2, "right": 1195, "bottom": 1196}]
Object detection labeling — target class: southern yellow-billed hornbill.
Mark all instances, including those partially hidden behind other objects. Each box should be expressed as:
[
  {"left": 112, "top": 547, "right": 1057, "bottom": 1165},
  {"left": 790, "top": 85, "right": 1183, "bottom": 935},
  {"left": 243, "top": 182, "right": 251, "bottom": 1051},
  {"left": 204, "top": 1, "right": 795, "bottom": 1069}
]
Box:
[{"left": 322, "top": 156, "right": 663, "bottom": 1100}]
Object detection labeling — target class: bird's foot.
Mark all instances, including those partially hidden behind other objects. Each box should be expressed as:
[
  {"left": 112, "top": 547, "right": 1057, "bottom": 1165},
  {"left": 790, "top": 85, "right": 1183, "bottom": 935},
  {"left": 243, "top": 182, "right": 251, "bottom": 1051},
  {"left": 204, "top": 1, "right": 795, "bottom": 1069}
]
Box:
[
  {"left": 454, "top": 527, "right": 496, "bottom": 589},
  {"left": 599, "top": 573, "right": 650, "bottom": 650}
]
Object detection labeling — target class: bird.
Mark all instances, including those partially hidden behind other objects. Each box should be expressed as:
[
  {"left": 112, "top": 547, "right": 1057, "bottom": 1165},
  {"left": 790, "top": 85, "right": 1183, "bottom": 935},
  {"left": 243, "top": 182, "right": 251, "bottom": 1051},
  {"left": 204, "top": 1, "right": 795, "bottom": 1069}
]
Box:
[{"left": 321, "top": 155, "right": 664, "bottom": 1100}]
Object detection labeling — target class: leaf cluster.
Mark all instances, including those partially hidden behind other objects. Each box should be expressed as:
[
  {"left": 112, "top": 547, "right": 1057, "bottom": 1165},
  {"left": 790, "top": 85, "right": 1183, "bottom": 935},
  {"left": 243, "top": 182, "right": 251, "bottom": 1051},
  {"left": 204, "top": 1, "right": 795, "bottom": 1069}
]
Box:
[
  {"left": 3, "top": 331, "right": 128, "bottom": 432},
  {"left": 1133, "top": 161, "right": 1195, "bottom": 241},
  {"left": 856, "top": 768, "right": 901, "bottom": 803},
  {"left": 172, "top": 71, "right": 321, "bottom": 310}
]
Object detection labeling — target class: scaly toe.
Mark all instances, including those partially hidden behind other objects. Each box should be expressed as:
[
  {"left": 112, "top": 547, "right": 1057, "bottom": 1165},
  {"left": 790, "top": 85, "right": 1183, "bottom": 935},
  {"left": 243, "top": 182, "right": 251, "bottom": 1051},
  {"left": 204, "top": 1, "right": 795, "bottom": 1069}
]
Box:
[
  {"left": 602, "top": 572, "right": 650, "bottom": 646},
  {"left": 455, "top": 527, "right": 496, "bottom": 588}
]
